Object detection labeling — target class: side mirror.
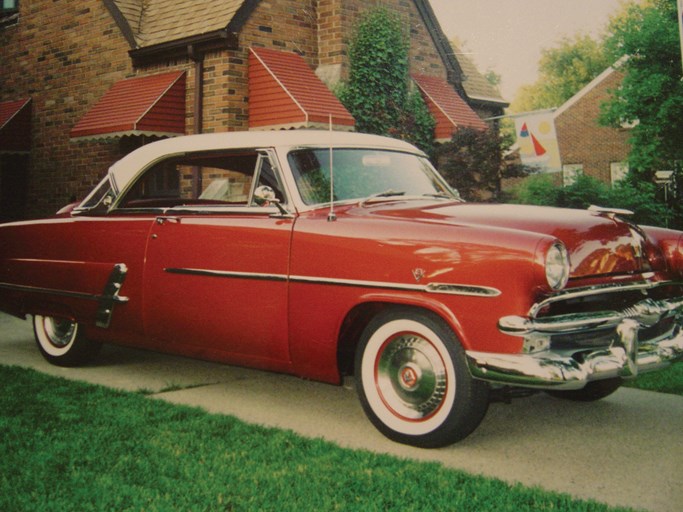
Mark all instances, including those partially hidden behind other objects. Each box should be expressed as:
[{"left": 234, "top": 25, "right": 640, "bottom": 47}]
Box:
[
  {"left": 253, "top": 185, "right": 293, "bottom": 218},
  {"left": 253, "top": 185, "right": 277, "bottom": 206}
]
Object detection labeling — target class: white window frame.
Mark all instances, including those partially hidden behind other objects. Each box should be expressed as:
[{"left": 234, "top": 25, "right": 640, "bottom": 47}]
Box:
[
  {"left": 610, "top": 162, "right": 629, "bottom": 184},
  {"left": 562, "top": 164, "right": 583, "bottom": 186}
]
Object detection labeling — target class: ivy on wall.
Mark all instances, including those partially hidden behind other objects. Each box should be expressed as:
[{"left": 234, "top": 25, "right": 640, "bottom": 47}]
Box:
[{"left": 338, "top": 8, "right": 435, "bottom": 154}]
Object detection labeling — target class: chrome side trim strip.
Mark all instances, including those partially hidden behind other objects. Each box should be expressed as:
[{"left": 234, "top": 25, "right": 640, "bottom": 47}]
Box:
[
  {"left": 290, "top": 274, "right": 424, "bottom": 292},
  {"left": 164, "top": 267, "right": 501, "bottom": 297},
  {"left": 0, "top": 282, "right": 105, "bottom": 302},
  {"left": 0, "top": 263, "right": 129, "bottom": 329},
  {"left": 426, "top": 283, "right": 501, "bottom": 297},
  {"left": 165, "top": 268, "right": 288, "bottom": 282}
]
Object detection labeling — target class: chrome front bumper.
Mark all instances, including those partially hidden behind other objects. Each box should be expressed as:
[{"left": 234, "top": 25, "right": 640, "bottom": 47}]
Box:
[{"left": 466, "top": 295, "right": 683, "bottom": 390}]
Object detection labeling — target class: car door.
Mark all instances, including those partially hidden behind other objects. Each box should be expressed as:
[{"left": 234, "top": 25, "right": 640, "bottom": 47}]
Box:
[{"left": 120, "top": 149, "right": 294, "bottom": 366}]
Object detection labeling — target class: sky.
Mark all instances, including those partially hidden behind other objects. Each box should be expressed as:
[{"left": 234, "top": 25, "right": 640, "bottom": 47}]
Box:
[{"left": 429, "top": 0, "right": 627, "bottom": 101}]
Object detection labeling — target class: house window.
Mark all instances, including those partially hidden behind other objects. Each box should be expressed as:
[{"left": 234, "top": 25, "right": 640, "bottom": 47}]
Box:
[
  {"left": 1, "top": 0, "right": 17, "bottom": 11},
  {"left": 610, "top": 162, "right": 629, "bottom": 184},
  {"left": 1, "top": 0, "right": 19, "bottom": 26},
  {"left": 562, "top": 164, "right": 583, "bottom": 186}
]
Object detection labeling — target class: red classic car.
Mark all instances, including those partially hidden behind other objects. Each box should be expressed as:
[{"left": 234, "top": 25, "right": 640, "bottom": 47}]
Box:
[{"left": 1, "top": 131, "right": 682, "bottom": 447}]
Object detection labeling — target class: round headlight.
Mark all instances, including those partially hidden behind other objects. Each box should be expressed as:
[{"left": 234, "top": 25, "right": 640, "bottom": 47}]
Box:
[{"left": 545, "top": 242, "right": 570, "bottom": 290}]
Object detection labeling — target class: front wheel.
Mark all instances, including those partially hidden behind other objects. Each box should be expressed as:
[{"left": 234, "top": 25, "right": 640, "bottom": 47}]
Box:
[
  {"left": 354, "top": 308, "right": 489, "bottom": 448},
  {"left": 33, "top": 315, "right": 101, "bottom": 367}
]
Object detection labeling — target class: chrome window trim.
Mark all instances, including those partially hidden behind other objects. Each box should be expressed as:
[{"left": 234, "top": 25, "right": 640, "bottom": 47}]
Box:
[
  {"left": 108, "top": 148, "right": 293, "bottom": 215},
  {"left": 105, "top": 204, "right": 286, "bottom": 217}
]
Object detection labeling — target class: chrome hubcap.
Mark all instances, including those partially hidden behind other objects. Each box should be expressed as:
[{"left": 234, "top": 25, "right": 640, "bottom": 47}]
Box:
[
  {"left": 43, "top": 317, "right": 77, "bottom": 348},
  {"left": 376, "top": 333, "right": 447, "bottom": 420}
]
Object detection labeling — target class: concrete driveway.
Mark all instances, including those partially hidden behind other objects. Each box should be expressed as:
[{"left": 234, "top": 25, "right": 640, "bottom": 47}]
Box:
[{"left": 1, "top": 312, "right": 681, "bottom": 512}]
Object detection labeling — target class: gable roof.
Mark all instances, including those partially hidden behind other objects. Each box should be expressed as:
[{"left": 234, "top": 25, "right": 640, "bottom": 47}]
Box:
[
  {"left": 411, "top": 1, "right": 507, "bottom": 109},
  {"left": 105, "top": 0, "right": 506, "bottom": 109},
  {"left": 115, "top": 0, "right": 244, "bottom": 47},
  {"left": 107, "top": 0, "right": 258, "bottom": 61},
  {"left": 450, "top": 44, "right": 506, "bottom": 106}
]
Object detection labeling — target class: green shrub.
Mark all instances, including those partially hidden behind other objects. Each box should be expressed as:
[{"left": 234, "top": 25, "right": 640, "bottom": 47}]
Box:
[
  {"left": 513, "top": 173, "right": 670, "bottom": 228},
  {"left": 338, "top": 8, "right": 435, "bottom": 154},
  {"left": 511, "top": 173, "right": 561, "bottom": 206}
]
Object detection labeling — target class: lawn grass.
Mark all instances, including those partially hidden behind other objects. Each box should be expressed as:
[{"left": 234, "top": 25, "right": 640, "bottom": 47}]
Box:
[
  {"left": 0, "top": 366, "right": 636, "bottom": 512},
  {"left": 623, "top": 362, "right": 683, "bottom": 395}
]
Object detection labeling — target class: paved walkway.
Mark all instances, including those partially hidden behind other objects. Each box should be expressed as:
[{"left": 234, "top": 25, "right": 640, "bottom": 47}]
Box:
[{"left": 1, "top": 312, "right": 681, "bottom": 511}]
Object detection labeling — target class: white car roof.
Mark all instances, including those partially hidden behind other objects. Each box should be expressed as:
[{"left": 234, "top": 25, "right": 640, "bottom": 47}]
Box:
[{"left": 108, "top": 131, "right": 423, "bottom": 192}]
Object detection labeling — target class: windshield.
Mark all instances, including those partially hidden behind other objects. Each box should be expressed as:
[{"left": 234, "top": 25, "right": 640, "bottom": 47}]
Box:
[{"left": 288, "top": 149, "right": 457, "bottom": 205}]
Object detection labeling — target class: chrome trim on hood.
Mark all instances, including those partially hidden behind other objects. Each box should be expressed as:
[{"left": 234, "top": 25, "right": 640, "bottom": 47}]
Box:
[
  {"left": 528, "top": 279, "right": 671, "bottom": 317},
  {"left": 501, "top": 296, "right": 683, "bottom": 336}
]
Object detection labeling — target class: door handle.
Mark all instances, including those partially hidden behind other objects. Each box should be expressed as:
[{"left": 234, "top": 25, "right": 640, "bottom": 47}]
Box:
[{"left": 156, "top": 216, "right": 181, "bottom": 225}]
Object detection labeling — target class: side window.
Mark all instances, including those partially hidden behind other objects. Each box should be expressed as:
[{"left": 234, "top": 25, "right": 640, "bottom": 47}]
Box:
[
  {"left": 117, "top": 151, "right": 284, "bottom": 209},
  {"left": 250, "top": 154, "right": 285, "bottom": 205}
]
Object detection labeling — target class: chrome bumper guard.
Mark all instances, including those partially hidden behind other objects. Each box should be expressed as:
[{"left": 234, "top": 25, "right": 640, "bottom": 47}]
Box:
[{"left": 466, "top": 296, "right": 683, "bottom": 390}]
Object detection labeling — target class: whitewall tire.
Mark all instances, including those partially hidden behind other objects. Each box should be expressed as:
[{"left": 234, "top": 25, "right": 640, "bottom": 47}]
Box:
[
  {"left": 33, "top": 315, "right": 101, "bottom": 367},
  {"left": 355, "top": 308, "right": 489, "bottom": 448}
]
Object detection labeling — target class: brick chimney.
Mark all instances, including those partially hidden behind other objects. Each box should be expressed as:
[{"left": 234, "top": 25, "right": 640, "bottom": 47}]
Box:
[{"left": 315, "top": 0, "right": 354, "bottom": 86}]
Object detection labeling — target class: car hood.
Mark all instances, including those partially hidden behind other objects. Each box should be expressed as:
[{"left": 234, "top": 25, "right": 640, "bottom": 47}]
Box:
[{"left": 367, "top": 201, "right": 653, "bottom": 279}]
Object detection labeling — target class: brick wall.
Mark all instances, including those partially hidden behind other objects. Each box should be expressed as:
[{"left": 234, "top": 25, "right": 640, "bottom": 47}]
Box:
[
  {"left": 0, "top": 0, "right": 136, "bottom": 216},
  {"left": 1, "top": 0, "right": 456, "bottom": 218},
  {"left": 209, "top": 0, "right": 319, "bottom": 133},
  {"left": 554, "top": 70, "right": 631, "bottom": 183},
  {"left": 216, "top": 0, "right": 449, "bottom": 132}
]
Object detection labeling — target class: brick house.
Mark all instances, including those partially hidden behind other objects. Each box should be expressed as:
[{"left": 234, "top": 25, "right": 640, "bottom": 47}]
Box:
[
  {"left": 554, "top": 61, "right": 631, "bottom": 185},
  {"left": 0, "top": 0, "right": 506, "bottom": 221}
]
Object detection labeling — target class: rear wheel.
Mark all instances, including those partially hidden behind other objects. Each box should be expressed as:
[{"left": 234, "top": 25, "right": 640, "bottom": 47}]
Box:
[
  {"left": 33, "top": 315, "right": 101, "bottom": 367},
  {"left": 545, "top": 378, "right": 622, "bottom": 402},
  {"left": 354, "top": 308, "right": 489, "bottom": 448}
]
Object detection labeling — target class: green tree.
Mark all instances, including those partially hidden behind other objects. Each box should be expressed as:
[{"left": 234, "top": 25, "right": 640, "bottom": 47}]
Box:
[
  {"left": 338, "top": 8, "right": 435, "bottom": 153},
  {"left": 510, "top": 35, "right": 611, "bottom": 112},
  {"left": 600, "top": 0, "right": 683, "bottom": 181},
  {"left": 435, "top": 126, "right": 530, "bottom": 201}
]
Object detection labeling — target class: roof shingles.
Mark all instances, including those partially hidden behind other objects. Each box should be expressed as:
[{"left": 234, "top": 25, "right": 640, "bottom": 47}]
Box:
[
  {"left": 451, "top": 44, "right": 506, "bottom": 104},
  {"left": 114, "top": 0, "right": 245, "bottom": 48}
]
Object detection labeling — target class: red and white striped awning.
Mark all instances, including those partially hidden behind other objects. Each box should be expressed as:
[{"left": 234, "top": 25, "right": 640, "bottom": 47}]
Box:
[
  {"left": 70, "top": 71, "right": 186, "bottom": 141},
  {"left": 249, "top": 47, "right": 354, "bottom": 131},
  {"left": 0, "top": 98, "right": 32, "bottom": 153},
  {"left": 413, "top": 74, "right": 487, "bottom": 142}
]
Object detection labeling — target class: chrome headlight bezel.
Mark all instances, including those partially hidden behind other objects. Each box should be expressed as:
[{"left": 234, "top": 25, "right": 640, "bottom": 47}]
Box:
[{"left": 545, "top": 242, "right": 570, "bottom": 290}]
